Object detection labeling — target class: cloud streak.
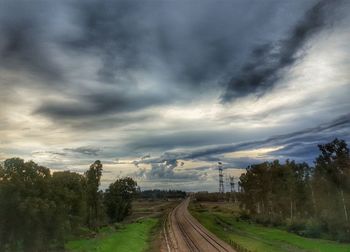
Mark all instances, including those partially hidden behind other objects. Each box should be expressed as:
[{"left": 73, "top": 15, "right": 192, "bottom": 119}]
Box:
[
  {"left": 222, "top": 0, "right": 339, "bottom": 101},
  {"left": 64, "top": 147, "right": 100, "bottom": 156},
  {"left": 36, "top": 91, "right": 167, "bottom": 118},
  {"left": 135, "top": 114, "right": 350, "bottom": 171}
]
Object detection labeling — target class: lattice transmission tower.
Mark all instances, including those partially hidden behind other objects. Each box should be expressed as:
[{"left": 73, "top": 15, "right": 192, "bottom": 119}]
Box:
[{"left": 218, "top": 162, "right": 224, "bottom": 193}]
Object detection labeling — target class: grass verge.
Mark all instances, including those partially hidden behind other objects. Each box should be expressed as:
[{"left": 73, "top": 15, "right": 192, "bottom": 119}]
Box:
[
  {"left": 190, "top": 202, "right": 350, "bottom": 252},
  {"left": 66, "top": 218, "right": 158, "bottom": 252}
]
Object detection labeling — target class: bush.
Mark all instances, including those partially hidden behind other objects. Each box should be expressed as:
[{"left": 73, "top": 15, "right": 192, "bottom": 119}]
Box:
[
  {"left": 286, "top": 219, "right": 306, "bottom": 235},
  {"left": 239, "top": 210, "right": 250, "bottom": 221},
  {"left": 268, "top": 215, "right": 283, "bottom": 227},
  {"left": 335, "top": 227, "right": 350, "bottom": 243},
  {"left": 303, "top": 219, "right": 322, "bottom": 238},
  {"left": 254, "top": 215, "right": 271, "bottom": 226}
]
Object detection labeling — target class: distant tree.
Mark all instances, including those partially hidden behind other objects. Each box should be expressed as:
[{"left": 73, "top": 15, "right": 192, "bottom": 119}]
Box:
[
  {"left": 239, "top": 159, "right": 313, "bottom": 225},
  {"left": 104, "top": 177, "right": 137, "bottom": 222},
  {"left": 85, "top": 160, "right": 103, "bottom": 230},
  {"left": 316, "top": 139, "right": 349, "bottom": 220},
  {"left": 139, "top": 189, "right": 186, "bottom": 200},
  {"left": 313, "top": 139, "right": 350, "bottom": 239}
]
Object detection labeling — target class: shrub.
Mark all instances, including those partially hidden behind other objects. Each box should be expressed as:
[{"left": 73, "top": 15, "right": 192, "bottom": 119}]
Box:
[
  {"left": 335, "top": 227, "right": 350, "bottom": 243},
  {"left": 286, "top": 219, "right": 306, "bottom": 235},
  {"left": 239, "top": 210, "right": 250, "bottom": 221},
  {"left": 303, "top": 219, "right": 322, "bottom": 238}
]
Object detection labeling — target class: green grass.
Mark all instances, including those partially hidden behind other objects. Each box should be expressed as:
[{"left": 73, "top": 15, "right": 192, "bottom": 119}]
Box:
[
  {"left": 191, "top": 209, "right": 350, "bottom": 252},
  {"left": 66, "top": 218, "right": 158, "bottom": 252}
]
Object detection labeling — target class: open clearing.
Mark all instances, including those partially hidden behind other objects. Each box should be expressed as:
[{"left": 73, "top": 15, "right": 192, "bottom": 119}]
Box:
[{"left": 190, "top": 201, "right": 350, "bottom": 252}]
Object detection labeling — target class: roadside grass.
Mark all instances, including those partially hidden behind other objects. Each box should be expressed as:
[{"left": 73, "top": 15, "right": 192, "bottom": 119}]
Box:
[
  {"left": 190, "top": 203, "right": 350, "bottom": 252},
  {"left": 66, "top": 218, "right": 158, "bottom": 252}
]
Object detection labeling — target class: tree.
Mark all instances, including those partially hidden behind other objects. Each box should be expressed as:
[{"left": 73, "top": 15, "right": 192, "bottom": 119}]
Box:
[
  {"left": 238, "top": 139, "right": 350, "bottom": 241},
  {"left": 0, "top": 158, "right": 137, "bottom": 250},
  {"left": 314, "top": 139, "right": 350, "bottom": 238},
  {"left": 50, "top": 171, "right": 88, "bottom": 242},
  {"left": 104, "top": 177, "right": 137, "bottom": 222},
  {"left": 239, "top": 160, "right": 313, "bottom": 225},
  {"left": 85, "top": 160, "right": 103, "bottom": 230},
  {"left": 0, "top": 158, "right": 54, "bottom": 251}
]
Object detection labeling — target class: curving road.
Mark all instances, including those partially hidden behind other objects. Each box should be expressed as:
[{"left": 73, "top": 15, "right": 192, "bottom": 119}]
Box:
[{"left": 162, "top": 198, "right": 235, "bottom": 252}]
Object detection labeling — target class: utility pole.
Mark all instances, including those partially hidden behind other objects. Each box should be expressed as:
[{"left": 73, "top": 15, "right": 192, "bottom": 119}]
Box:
[{"left": 218, "top": 162, "right": 224, "bottom": 193}]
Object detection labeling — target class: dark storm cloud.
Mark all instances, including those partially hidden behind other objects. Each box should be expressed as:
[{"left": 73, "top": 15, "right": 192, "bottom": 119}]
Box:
[
  {"left": 0, "top": 0, "right": 343, "bottom": 99},
  {"left": 35, "top": 91, "right": 166, "bottom": 118},
  {"left": 221, "top": 0, "right": 339, "bottom": 101},
  {"left": 0, "top": 1, "right": 62, "bottom": 80},
  {"left": 136, "top": 114, "right": 350, "bottom": 167},
  {"left": 65, "top": 0, "right": 146, "bottom": 84},
  {"left": 128, "top": 129, "right": 243, "bottom": 151},
  {"left": 64, "top": 147, "right": 100, "bottom": 156},
  {"left": 1, "top": 0, "right": 329, "bottom": 120},
  {"left": 57, "top": 113, "right": 157, "bottom": 132},
  {"left": 66, "top": 0, "right": 233, "bottom": 85},
  {"left": 188, "top": 113, "right": 350, "bottom": 161}
]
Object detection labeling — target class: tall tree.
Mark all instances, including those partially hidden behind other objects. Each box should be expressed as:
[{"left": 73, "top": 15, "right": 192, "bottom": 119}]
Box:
[{"left": 85, "top": 160, "right": 103, "bottom": 230}]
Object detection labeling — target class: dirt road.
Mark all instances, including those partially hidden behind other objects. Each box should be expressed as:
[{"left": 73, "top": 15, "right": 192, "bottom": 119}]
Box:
[{"left": 162, "top": 198, "right": 235, "bottom": 252}]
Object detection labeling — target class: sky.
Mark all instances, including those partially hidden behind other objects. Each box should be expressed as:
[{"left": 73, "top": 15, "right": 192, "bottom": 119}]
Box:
[{"left": 0, "top": 0, "right": 349, "bottom": 191}]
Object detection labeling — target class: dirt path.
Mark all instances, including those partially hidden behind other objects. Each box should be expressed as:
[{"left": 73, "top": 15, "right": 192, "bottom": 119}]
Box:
[{"left": 161, "top": 198, "right": 235, "bottom": 252}]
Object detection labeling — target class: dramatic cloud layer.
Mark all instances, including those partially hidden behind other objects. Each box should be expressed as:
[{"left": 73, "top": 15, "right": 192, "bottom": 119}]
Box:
[
  {"left": 0, "top": 0, "right": 349, "bottom": 191},
  {"left": 222, "top": 0, "right": 339, "bottom": 101}
]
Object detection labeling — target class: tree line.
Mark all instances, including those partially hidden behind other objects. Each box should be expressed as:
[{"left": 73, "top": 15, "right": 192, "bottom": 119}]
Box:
[
  {"left": 238, "top": 139, "right": 350, "bottom": 242},
  {"left": 0, "top": 159, "right": 137, "bottom": 251},
  {"left": 193, "top": 191, "right": 228, "bottom": 202},
  {"left": 139, "top": 189, "right": 186, "bottom": 200}
]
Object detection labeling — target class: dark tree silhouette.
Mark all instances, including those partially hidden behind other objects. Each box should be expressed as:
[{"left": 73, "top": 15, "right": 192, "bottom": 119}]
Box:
[{"left": 85, "top": 160, "right": 103, "bottom": 230}]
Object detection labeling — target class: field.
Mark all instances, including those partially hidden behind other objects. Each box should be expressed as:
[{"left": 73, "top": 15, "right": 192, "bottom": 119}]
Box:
[
  {"left": 66, "top": 218, "right": 157, "bottom": 252},
  {"left": 190, "top": 201, "right": 350, "bottom": 252},
  {"left": 66, "top": 199, "right": 179, "bottom": 252}
]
